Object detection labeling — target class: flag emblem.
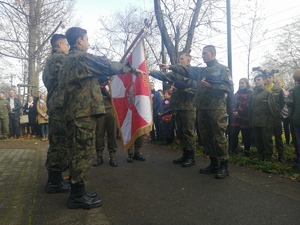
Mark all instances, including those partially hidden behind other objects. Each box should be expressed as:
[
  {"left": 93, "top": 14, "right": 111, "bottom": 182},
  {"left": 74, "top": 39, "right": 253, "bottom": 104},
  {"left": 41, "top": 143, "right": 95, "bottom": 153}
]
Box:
[{"left": 110, "top": 39, "right": 152, "bottom": 150}]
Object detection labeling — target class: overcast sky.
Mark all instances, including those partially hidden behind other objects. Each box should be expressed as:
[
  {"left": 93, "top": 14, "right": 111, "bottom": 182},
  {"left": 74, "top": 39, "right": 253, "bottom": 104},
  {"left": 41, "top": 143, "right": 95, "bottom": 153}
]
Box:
[{"left": 74, "top": 0, "right": 300, "bottom": 90}]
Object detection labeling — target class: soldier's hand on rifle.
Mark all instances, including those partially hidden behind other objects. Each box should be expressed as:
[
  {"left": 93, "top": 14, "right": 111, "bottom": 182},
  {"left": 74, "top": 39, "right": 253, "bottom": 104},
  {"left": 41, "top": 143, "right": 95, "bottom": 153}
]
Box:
[{"left": 158, "top": 64, "right": 170, "bottom": 70}]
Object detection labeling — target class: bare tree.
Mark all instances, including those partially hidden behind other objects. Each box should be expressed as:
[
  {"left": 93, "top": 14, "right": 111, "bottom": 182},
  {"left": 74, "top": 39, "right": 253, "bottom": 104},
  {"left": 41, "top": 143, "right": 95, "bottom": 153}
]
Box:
[
  {"left": 261, "top": 17, "right": 300, "bottom": 89},
  {"left": 94, "top": 6, "right": 144, "bottom": 59},
  {"left": 154, "top": 0, "right": 225, "bottom": 65},
  {"left": 232, "top": 0, "right": 267, "bottom": 79},
  {"left": 93, "top": 5, "right": 163, "bottom": 72},
  {"left": 0, "top": 0, "right": 75, "bottom": 92}
]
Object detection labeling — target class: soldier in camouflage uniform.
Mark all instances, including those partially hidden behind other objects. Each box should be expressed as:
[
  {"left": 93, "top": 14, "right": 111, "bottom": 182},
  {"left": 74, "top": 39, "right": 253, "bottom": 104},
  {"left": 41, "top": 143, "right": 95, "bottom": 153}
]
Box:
[
  {"left": 249, "top": 73, "right": 278, "bottom": 161},
  {"left": 93, "top": 76, "right": 118, "bottom": 167},
  {"left": 42, "top": 34, "right": 71, "bottom": 194},
  {"left": 265, "top": 73, "right": 285, "bottom": 162},
  {"left": 0, "top": 90, "right": 10, "bottom": 140},
  {"left": 150, "top": 53, "right": 197, "bottom": 167},
  {"left": 61, "top": 27, "right": 143, "bottom": 209},
  {"left": 161, "top": 45, "right": 233, "bottom": 179}
]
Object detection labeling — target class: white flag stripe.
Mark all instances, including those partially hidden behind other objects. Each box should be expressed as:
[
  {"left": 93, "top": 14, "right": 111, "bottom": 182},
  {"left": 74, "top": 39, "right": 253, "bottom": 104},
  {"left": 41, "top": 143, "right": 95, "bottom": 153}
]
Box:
[
  {"left": 132, "top": 73, "right": 136, "bottom": 83},
  {"left": 121, "top": 109, "right": 133, "bottom": 144},
  {"left": 110, "top": 76, "right": 127, "bottom": 98},
  {"left": 131, "top": 41, "right": 144, "bottom": 69},
  {"left": 135, "top": 95, "right": 152, "bottom": 123}
]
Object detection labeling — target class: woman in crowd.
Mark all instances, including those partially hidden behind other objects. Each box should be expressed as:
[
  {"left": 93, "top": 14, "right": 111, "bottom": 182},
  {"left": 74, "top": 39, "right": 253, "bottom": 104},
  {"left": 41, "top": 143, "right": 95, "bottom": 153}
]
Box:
[
  {"left": 275, "top": 80, "right": 291, "bottom": 145},
  {"left": 230, "top": 78, "right": 253, "bottom": 156},
  {"left": 23, "top": 96, "right": 37, "bottom": 138},
  {"left": 158, "top": 90, "right": 174, "bottom": 145},
  {"left": 37, "top": 93, "right": 49, "bottom": 141}
]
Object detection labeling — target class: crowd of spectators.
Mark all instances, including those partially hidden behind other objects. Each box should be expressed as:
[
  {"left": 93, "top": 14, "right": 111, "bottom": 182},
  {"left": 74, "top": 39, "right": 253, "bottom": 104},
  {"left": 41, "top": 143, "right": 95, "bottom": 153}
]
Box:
[{"left": 0, "top": 90, "right": 48, "bottom": 141}]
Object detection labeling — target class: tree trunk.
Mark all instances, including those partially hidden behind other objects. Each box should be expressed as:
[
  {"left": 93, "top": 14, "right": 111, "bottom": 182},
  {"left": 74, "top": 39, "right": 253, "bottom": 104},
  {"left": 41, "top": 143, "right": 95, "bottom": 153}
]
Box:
[
  {"left": 154, "top": 0, "right": 203, "bottom": 65},
  {"left": 154, "top": 0, "right": 176, "bottom": 64},
  {"left": 28, "top": 0, "right": 42, "bottom": 94}
]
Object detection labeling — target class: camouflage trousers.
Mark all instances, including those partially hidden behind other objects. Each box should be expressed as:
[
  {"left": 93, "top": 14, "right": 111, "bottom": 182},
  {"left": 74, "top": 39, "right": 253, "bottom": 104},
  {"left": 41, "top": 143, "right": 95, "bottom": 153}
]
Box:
[
  {"left": 175, "top": 110, "right": 196, "bottom": 150},
  {"left": 0, "top": 117, "right": 9, "bottom": 135},
  {"left": 197, "top": 109, "right": 229, "bottom": 160},
  {"left": 45, "top": 117, "right": 69, "bottom": 172},
  {"left": 95, "top": 109, "right": 117, "bottom": 158},
  {"left": 67, "top": 116, "right": 96, "bottom": 184}
]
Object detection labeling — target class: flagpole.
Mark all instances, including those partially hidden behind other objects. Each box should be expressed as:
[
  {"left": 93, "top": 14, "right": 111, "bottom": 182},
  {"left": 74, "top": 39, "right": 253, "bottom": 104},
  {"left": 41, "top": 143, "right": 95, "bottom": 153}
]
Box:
[{"left": 120, "top": 28, "right": 146, "bottom": 62}]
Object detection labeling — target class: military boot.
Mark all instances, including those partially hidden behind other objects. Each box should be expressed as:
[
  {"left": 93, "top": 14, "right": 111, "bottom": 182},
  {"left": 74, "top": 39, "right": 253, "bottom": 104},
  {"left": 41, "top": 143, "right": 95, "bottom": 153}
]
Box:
[
  {"left": 67, "top": 183, "right": 102, "bottom": 209},
  {"left": 182, "top": 150, "right": 196, "bottom": 167},
  {"left": 173, "top": 149, "right": 187, "bottom": 164},
  {"left": 109, "top": 157, "right": 118, "bottom": 167},
  {"left": 45, "top": 171, "right": 71, "bottom": 194},
  {"left": 92, "top": 157, "right": 104, "bottom": 167},
  {"left": 133, "top": 152, "right": 146, "bottom": 161},
  {"left": 215, "top": 160, "right": 229, "bottom": 179},
  {"left": 199, "top": 157, "right": 220, "bottom": 174},
  {"left": 127, "top": 153, "right": 134, "bottom": 162}
]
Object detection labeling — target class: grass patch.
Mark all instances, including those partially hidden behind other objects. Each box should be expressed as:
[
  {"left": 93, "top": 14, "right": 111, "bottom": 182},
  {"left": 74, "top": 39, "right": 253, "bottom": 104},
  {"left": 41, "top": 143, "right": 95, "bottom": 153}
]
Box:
[{"left": 228, "top": 144, "right": 300, "bottom": 181}]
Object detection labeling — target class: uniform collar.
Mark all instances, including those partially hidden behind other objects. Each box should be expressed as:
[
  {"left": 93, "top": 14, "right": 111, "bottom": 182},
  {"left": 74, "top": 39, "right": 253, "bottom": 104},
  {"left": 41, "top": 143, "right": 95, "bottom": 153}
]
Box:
[
  {"left": 254, "top": 86, "right": 266, "bottom": 91},
  {"left": 69, "top": 45, "right": 85, "bottom": 53},
  {"left": 206, "top": 59, "right": 218, "bottom": 67}
]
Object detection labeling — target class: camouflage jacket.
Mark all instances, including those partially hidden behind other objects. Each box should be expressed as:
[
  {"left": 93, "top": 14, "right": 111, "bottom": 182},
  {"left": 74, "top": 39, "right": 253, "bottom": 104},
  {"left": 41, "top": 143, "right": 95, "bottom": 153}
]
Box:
[
  {"left": 42, "top": 50, "right": 67, "bottom": 120},
  {"left": 150, "top": 69, "right": 195, "bottom": 111},
  {"left": 169, "top": 59, "right": 233, "bottom": 110},
  {"left": 249, "top": 86, "right": 279, "bottom": 127},
  {"left": 0, "top": 98, "right": 10, "bottom": 119},
  {"left": 286, "top": 85, "right": 300, "bottom": 127},
  {"left": 61, "top": 46, "right": 135, "bottom": 120}
]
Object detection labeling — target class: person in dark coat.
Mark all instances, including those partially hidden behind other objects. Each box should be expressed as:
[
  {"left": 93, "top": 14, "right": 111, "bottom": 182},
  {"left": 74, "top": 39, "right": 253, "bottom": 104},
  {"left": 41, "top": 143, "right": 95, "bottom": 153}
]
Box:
[
  {"left": 149, "top": 82, "right": 162, "bottom": 142},
  {"left": 286, "top": 69, "right": 300, "bottom": 169},
  {"left": 230, "top": 78, "right": 253, "bottom": 156},
  {"left": 158, "top": 89, "right": 175, "bottom": 145},
  {"left": 7, "top": 90, "right": 22, "bottom": 139},
  {"left": 23, "top": 96, "right": 37, "bottom": 138},
  {"left": 265, "top": 73, "right": 285, "bottom": 162}
]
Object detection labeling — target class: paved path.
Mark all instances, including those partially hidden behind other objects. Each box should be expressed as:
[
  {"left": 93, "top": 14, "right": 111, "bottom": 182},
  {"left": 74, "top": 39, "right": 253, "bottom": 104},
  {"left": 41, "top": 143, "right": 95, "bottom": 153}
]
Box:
[
  {"left": 0, "top": 148, "right": 39, "bottom": 225},
  {"left": 1, "top": 140, "right": 300, "bottom": 225}
]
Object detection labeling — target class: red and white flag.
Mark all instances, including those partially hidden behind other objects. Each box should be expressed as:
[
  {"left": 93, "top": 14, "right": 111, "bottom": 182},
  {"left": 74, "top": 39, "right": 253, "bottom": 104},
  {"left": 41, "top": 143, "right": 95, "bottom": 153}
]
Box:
[{"left": 110, "top": 39, "right": 152, "bottom": 150}]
